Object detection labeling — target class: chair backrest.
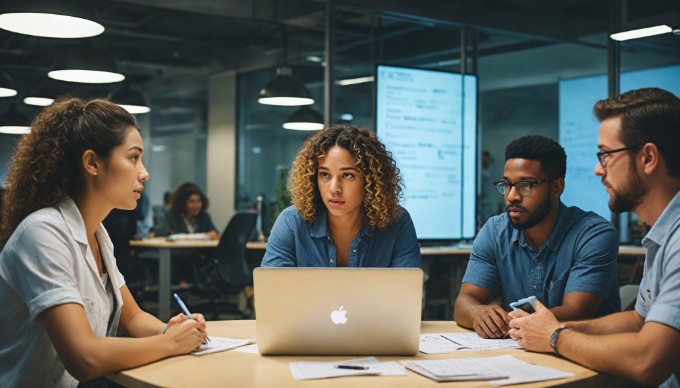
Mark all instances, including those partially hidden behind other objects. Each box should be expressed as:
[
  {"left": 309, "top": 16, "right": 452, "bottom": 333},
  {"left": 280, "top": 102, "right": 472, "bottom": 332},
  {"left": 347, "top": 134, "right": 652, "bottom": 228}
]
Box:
[
  {"left": 619, "top": 284, "right": 640, "bottom": 311},
  {"left": 213, "top": 211, "right": 259, "bottom": 287}
]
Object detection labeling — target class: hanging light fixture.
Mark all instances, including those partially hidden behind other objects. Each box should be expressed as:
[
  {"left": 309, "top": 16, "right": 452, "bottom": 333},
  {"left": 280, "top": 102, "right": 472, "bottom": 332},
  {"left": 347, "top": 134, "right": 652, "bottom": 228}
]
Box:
[
  {"left": 283, "top": 106, "right": 324, "bottom": 131},
  {"left": 0, "top": 70, "right": 18, "bottom": 97},
  {"left": 23, "top": 81, "right": 71, "bottom": 106},
  {"left": 109, "top": 84, "right": 151, "bottom": 114},
  {"left": 258, "top": 26, "right": 314, "bottom": 106},
  {"left": 0, "top": 0, "right": 104, "bottom": 39},
  {"left": 258, "top": 67, "right": 314, "bottom": 106},
  {"left": 49, "top": 44, "right": 125, "bottom": 84},
  {"left": 0, "top": 104, "right": 31, "bottom": 134}
]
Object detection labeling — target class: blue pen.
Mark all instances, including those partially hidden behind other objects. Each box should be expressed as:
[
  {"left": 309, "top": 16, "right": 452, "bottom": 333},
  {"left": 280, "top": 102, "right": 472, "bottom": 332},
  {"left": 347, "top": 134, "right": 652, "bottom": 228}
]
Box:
[{"left": 173, "top": 293, "right": 209, "bottom": 342}]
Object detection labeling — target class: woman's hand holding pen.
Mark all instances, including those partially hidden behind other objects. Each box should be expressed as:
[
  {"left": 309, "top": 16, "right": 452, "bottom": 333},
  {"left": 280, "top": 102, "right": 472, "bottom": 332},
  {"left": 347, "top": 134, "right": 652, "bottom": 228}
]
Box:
[{"left": 164, "top": 314, "right": 209, "bottom": 354}]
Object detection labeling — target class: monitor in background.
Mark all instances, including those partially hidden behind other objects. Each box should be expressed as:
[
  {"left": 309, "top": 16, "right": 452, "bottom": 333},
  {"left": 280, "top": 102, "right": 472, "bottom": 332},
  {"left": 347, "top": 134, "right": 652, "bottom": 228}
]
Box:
[
  {"left": 559, "top": 64, "right": 680, "bottom": 220},
  {"left": 376, "top": 64, "right": 478, "bottom": 243}
]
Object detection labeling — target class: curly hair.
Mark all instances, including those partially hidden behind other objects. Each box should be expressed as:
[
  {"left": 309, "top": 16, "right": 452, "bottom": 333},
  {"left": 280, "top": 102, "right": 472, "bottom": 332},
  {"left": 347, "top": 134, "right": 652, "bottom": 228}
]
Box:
[
  {"left": 594, "top": 87, "right": 680, "bottom": 178},
  {"left": 288, "top": 124, "right": 403, "bottom": 233},
  {"left": 0, "top": 97, "right": 137, "bottom": 245},
  {"left": 169, "top": 182, "right": 210, "bottom": 216},
  {"left": 505, "top": 135, "right": 567, "bottom": 179}
]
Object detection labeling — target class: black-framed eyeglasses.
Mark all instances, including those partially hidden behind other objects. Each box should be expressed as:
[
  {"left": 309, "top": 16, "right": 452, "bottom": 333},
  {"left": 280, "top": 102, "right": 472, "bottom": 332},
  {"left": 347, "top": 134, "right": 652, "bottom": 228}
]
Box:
[
  {"left": 493, "top": 179, "right": 551, "bottom": 196},
  {"left": 596, "top": 145, "right": 642, "bottom": 168}
]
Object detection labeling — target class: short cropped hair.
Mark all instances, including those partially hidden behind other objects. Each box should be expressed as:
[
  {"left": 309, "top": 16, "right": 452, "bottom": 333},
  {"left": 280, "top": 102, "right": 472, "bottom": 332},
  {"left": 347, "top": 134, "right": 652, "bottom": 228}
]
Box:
[
  {"left": 288, "top": 124, "right": 403, "bottom": 233},
  {"left": 505, "top": 135, "right": 567, "bottom": 179},
  {"left": 594, "top": 87, "right": 680, "bottom": 178}
]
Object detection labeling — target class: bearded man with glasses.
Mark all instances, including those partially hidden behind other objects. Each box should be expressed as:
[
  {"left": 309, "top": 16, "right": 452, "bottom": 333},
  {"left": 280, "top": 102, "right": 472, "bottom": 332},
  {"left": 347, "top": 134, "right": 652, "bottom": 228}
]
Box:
[
  {"left": 455, "top": 135, "right": 620, "bottom": 339},
  {"left": 509, "top": 88, "right": 680, "bottom": 387}
]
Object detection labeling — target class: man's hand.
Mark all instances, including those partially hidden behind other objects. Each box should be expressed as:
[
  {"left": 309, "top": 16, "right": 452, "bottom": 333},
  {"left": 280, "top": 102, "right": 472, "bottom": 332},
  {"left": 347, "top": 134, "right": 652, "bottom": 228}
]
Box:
[
  {"left": 472, "top": 305, "right": 510, "bottom": 338},
  {"left": 508, "top": 299, "right": 561, "bottom": 352}
]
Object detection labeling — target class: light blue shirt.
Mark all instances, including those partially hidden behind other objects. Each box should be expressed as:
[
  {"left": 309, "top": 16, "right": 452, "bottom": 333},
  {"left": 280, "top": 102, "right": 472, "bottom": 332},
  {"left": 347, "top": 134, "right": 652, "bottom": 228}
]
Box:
[
  {"left": 462, "top": 201, "right": 621, "bottom": 317},
  {"left": 635, "top": 191, "right": 680, "bottom": 388},
  {"left": 0, "top": 199, "right": 124, "bottom": 387},
  {"left": 262, "top": 205, "right": 421, "bottom": 268}
]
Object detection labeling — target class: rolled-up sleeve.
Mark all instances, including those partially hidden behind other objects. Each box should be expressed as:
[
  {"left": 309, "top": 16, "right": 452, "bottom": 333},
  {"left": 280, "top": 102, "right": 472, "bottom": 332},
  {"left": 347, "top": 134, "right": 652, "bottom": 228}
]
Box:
[
  {"left": 462, "top": 220, "right": 499, "bottom": 292},
  {"left": 261, "top": 209, "right": 298, "bottom": 267},
  {"left": 0, "top": 221, "right": 83, "bottom": 321},
  {"left": 563, "top": 220, "right": 619, "bottom": 297},
  {"left": 389, "top": 210, "right": 422, "bottom": 268}
]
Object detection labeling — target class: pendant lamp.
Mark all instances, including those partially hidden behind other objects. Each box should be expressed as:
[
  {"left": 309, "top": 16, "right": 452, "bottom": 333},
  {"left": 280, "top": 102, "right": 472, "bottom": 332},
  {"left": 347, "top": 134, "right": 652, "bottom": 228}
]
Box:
[
  {"left": 49, "top": 44, "right": 125, "bottom": 84},
  {"left": 23, "top": 82, "right": 71, "bottom": 106},
  {"left": 258, "top": 67, "right": 314, "bottom": 106},
  {"left": 0, "top": 0, "right": 104, "bottom": 38},
  {"left": 283, "top": 106, "right": 324, "bottom": 130},
  {"left": 0, "top": 104, "right": 31, "bottom": 134},
  {"left": 0, "top": 70, "right": 18, "bottom": 97},
  {"left": 109, "top": 84, "right": 151, "bottom": 114}
]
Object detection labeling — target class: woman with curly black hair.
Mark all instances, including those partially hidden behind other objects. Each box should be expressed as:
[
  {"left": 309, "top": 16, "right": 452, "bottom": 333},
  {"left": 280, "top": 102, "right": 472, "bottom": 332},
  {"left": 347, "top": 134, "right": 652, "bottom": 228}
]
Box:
[
  {"left": 0, "top": 97, "right": 208, "bottom": 387},
  {"left": 262, "top": 124, "right": 421, "bottom": 268}
]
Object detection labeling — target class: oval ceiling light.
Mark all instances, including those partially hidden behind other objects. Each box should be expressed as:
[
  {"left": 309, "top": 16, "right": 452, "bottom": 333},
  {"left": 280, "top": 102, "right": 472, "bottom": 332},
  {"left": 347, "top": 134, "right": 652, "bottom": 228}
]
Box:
[
  {"left": 49, "top": 44, "right": 125, "bottom": 84},
  {"left": 283, "top": 106, "right": 324, "bottom": 131},
  {"left": 109, "top": 84, "right": 151, "bottom": 114},
  {"left": 0, "top": 104, "right": 31, "bottom": 134},
  {"left": 23, "top": 82, "right": 71, "bottom": 106},
  {"left": 258, "top": 67, "right": 314, "bottom": 106},
  {"left": 0, "top": 70, "right": 18, "bottom": 97},
  {"left": 0, "top": 0, "right": 104, "bottom": 38}
]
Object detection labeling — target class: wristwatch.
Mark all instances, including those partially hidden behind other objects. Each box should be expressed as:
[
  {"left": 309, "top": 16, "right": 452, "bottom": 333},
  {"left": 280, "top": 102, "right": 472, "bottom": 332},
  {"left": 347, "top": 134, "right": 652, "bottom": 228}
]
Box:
[{"left": 549, "top": 327, "right": 569, "bottom": 357}]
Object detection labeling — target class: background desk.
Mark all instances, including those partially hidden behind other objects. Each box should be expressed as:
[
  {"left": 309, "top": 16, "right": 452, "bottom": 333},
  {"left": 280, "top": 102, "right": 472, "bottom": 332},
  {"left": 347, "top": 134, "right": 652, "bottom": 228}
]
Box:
[
  {"left": 130, "top": 238, "right": 219, "bottom": 320},
  {"left": 109, "top": 320, "right": 619, "bottom": 387}
]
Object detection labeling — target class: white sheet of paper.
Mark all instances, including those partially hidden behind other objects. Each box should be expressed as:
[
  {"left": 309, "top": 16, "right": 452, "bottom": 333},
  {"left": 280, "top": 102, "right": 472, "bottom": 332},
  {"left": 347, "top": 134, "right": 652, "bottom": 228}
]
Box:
[
  {"left": 289, "top": 357, "right": 406, "bottom": 380},
  {"left": 191, "top": 337, "right": 254, "bottom": 356},
  {"left": 401, "top": 355, "right": 574, "bottom": 384},
  {"left": 234, "top": 343, "right": 260, "bottom": 354},
  {"left": 485, "top": 355, "right": 575, "bottom": 386},
  {"left": 419, "top": 334, "right": 465, "bottom": 354},
  {"left": 442, "top": 333, "right": 521, "bottom": 350}
]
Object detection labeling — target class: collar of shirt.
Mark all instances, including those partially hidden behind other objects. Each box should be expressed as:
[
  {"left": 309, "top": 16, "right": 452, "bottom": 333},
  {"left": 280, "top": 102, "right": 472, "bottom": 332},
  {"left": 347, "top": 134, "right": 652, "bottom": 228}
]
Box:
[
  {"left": 510, "top": 201, "right": 568, "bottom": 252},
  {"left": 310, "top": 207, "right": 369, "bottom": 240},
  {"left": 643, "top": 191, "right": 680, "bottom": 249}
]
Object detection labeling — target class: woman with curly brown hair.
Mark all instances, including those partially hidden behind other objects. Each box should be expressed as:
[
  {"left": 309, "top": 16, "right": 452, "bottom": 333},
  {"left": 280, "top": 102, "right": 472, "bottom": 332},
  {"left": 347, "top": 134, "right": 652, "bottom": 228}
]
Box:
[
  {"left": 262, "top": 124, "right": 421, "bottom": 268},
  {"left": 0, "top": 97, "right": 207, "bottom": 387}
]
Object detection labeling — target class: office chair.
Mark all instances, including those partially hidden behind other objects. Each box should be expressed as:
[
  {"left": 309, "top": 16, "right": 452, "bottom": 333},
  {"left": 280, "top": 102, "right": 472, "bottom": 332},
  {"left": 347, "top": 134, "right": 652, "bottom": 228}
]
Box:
[
  {"left": 619, "top": 284, "right": 640, "bottom": 311},
  {"left": 192, "top": 210, "right": 258, "bottom": 319}
]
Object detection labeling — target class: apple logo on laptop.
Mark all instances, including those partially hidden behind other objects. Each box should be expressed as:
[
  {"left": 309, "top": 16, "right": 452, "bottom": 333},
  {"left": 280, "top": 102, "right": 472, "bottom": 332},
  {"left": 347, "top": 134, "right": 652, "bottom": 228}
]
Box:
[{"left": 330, "top": 306, "right": 348, "bottom": 324}]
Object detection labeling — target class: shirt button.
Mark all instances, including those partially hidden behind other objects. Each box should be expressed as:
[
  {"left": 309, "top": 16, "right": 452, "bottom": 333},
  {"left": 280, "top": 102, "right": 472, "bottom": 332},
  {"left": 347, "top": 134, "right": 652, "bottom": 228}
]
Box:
[
  {"left": 353, "top": 249, "right": 356, "bottom": 253},
  {"left": 533, "top": 286, "right": 537, "bottom": 290}
]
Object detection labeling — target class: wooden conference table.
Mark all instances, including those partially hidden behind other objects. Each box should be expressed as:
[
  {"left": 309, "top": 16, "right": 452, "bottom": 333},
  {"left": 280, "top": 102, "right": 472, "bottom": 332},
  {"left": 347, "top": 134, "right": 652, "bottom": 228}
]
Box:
[
  {"left": 130, "top": 238, "right": 645, "bottom": 321},
  {"left": 108, "top": 320, "right": 620, "bottom": 387}
]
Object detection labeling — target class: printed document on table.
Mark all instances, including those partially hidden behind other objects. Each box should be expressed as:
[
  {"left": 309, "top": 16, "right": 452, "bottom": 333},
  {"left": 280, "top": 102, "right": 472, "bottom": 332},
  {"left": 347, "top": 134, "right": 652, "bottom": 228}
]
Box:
[
  {"left": 419, "top": 334, "right": 465, "bottom": 354},
  {"left": 290, "top": 357, "right": 406, "bottom": 380},
  {"left": 420, "top": 333, "right": 521, "bottom": 353},
  {"left": 442, "top": 333, "right": 521, "bottom": 350},
  {"left": 191, "top": 337, "right": 254, "bottom": 356},
  {"left": 401, "top": 358, "right": 508, "bottom": 382},
  {"left": 401, "top": 355, "right": 574, "bottom": 385}
]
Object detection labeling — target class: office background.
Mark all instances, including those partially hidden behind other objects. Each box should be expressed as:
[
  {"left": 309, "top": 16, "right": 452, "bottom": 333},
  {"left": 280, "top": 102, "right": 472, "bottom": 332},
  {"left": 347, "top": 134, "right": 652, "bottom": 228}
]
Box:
[{"left": 1, "top": 0, "right": 679, "bottom": 242}]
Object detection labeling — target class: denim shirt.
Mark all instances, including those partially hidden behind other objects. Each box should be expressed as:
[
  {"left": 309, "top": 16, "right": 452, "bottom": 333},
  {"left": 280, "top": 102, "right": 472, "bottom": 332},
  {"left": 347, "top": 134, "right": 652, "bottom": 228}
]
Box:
[
  {"left": 635, "top": 191, "right": 680, "bottom": 388},
  {"left": 261, "top": 205, "right": 422, "bottom": 268},
  {"left": 462, "top": 201, "right": 620, "bottom": 317}
]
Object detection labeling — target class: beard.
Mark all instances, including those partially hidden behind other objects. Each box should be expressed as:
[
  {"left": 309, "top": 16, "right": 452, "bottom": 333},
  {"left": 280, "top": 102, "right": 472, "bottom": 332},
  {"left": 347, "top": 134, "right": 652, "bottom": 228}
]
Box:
[
  {"left": 607, "top": 160, "right": 647, "bottom": 213},
  {"left": 507, "top": 191, "right": 552, "bottom": 230}
]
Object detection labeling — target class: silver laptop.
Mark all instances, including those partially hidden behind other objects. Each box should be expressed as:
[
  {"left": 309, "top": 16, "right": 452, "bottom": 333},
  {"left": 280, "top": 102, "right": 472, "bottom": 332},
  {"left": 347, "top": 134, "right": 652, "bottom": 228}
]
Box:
[{"left": 253, "top": 267, "right": 423, "bottom": 356}]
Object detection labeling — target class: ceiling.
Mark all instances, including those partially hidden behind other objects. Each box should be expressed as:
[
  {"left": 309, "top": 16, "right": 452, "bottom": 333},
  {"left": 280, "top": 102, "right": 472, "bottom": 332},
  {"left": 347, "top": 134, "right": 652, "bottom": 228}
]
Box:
[{"left": 1, "top": 0, "right": 679, "bottom": 132}]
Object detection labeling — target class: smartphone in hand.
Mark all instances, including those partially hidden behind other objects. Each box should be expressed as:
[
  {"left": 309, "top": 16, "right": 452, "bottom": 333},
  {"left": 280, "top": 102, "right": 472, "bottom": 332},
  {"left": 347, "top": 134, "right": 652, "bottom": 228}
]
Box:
[{"left": 509, "top": 296, "right": 538, "bottom": 313}]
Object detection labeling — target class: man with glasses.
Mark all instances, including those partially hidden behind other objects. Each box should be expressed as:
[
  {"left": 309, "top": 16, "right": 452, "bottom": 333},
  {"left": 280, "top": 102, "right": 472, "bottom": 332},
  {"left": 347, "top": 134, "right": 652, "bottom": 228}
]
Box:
[
  {"left": 509, "top": 88, "right": 680, "bottom": 387},
  {"left": 455, "top": 135, "right": 620, "bottom": 338}
]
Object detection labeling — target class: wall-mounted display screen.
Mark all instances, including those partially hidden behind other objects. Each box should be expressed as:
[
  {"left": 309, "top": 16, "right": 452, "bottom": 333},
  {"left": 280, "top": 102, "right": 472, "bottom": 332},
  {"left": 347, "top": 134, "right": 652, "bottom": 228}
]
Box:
[
  {"left": 559, "top": 64, "right": 680, "bottom": 220},
  {"left": 376, "top": 65, "right": 478, "bottom": 241}
]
